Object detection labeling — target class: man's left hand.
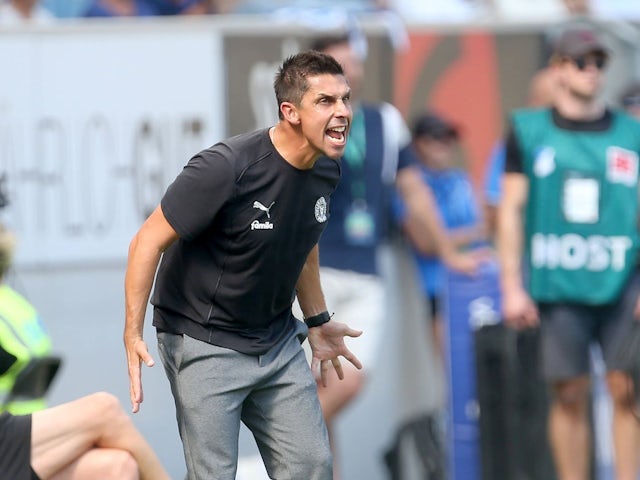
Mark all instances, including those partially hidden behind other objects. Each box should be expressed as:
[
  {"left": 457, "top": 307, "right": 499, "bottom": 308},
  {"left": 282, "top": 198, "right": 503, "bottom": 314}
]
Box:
[{"left": 307, "top": 320, "right": 362, "bottom": 387}]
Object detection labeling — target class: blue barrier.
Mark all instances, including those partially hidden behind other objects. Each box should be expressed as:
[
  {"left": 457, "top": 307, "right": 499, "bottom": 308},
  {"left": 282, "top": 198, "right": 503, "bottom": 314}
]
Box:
[
  {"left": 443, "top": 259, "right": 616, "bottom": 480},
  {"left": 443, "top": 260, "right": 502, "bottom": 480}
]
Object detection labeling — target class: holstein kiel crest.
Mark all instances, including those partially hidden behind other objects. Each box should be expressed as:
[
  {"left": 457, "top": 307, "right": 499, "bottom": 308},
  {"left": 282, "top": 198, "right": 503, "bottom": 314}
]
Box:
[{"left": 315, "top": 197, "right": 328, "bottom": 223}]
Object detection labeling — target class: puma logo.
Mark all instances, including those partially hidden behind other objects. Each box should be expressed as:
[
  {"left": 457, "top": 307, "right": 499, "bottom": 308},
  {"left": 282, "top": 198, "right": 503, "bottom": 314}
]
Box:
[{"left": 253, "top": 201, "right": 275, "bottom": 219}]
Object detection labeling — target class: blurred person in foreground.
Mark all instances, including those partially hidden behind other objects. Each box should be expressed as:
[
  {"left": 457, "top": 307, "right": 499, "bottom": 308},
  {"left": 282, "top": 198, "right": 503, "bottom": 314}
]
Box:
[
  {"left": 0, "top": 0, "right": 54, "bottom": 24},
  {"left": 309, "top": 34, "right": 479, "bottom": 478},
  {"left": 394, "top": 112, "right": 489, "bottom": 358},
  {"left": 0, "top": 391, "right": 170, "bottom": 480},
  {"left": 498, "top": 25, "right": 640, "bottom": 480},
  {"left": 125, "top": 50, "right": 362, "bottom": 480},
  {"left": 0, "top": 225, "right": 53, "bottom": 415}
]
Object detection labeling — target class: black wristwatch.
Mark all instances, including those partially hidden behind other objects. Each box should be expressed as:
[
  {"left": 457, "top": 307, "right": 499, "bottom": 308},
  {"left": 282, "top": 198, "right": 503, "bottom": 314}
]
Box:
[{"left": 304, "top": 311, "right": 332, "bottom": 328}]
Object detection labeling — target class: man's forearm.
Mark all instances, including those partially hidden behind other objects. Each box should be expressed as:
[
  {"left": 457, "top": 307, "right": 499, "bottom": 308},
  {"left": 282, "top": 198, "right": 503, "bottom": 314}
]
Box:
[
  {"left": 124, "top": 232, "right": 163, "bottom": 339},
  {"left": 397, "top": 167, "right": 454, "bottom": 259},
  {"left": 295, "top": 245, "right": 328, "bottom": 319},
  {"left": 497, "top": 198, "right": 525, "bottom": 293},
  {"left": 124, "top": 206, "right": 179, "bottom": 339}
]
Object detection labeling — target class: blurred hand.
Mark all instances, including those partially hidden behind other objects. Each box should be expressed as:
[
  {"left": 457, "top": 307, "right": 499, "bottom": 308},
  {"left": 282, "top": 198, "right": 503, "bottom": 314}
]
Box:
[
  {"left": 502, "top": 286, "right": 539, "bottom": 329},
  {"left": 442, "top": 248, "right": 495, "bottom": 275}
]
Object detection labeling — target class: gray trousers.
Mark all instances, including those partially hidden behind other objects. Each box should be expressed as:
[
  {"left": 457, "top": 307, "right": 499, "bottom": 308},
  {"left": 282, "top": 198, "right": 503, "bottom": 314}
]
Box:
[{"left": 157, "top": 322, "right": 332, "bottom": 480}]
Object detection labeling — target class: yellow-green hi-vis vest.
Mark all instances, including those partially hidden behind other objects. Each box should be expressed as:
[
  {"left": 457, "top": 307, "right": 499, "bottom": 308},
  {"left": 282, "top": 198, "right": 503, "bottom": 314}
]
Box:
[{"left": 0, "top": 285, "right": 52, "bottom": 414}]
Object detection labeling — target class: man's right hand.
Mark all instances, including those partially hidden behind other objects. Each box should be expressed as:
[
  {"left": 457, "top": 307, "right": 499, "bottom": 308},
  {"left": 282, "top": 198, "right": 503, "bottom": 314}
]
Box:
[
  {"left": 124, "top": 336, "right": 155, "bottom": 413},
  {"left": 502, "top": 286, "right": 539, "bottom": 329}
]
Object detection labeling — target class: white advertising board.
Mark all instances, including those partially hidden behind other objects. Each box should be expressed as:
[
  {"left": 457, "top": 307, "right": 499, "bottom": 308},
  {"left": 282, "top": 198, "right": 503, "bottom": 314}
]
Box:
[{"left": 0, "top": 26, "right": 224, "bottom": 265}]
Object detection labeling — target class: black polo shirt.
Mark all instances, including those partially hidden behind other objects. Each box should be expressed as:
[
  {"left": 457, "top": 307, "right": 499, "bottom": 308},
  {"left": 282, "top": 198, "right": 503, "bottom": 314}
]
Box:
[{"left": 152, "top": 128, "right": 341, "bottom": 355}]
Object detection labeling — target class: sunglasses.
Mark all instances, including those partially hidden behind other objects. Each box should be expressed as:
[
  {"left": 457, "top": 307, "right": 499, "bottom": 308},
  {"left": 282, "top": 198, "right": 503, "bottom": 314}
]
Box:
[{"left": 568, "top": 53, "right": 608, "bottom": 71}]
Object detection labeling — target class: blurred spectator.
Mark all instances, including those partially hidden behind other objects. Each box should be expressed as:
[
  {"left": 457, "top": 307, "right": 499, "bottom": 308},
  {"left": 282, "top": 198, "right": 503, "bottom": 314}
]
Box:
[
  {"left": 0, "top": 225, "right": 54, "bottom": 415},
  {"left": 306, "top": 34, "right": 409, "bottom": 477},
  {"left": 525, "top": 67, "right": 560, "bottom": 107},
  {"left": 620, "top": 82, "right": 640, "bottom": 120},
  {"left": 83, "top": 0, "right": 155, "bottom": 16},
  {"left": 83, "top": 0, "right": 210, "bottom": 17},
  {"left": 155, "top": 0, "right": 211, "bottom": 14},
  {"left": 590, "top": 0, "right": 640, "bottom": 21},
  {"left": 491, "top": 0, "right": 569, "bottom": 20},
  {"left": 498, "top": 25, "right": 640, "bottom": 480},
  {"left": 387, "top": 0, "right": 482, "bottom": 23},
  {"left": 306, "top": 33, "right": 478, "bottom": 478},
  {"left": 227, "top": 0, "right": 382, "bottom": 14},
  {"left": 394, "top": 112, "right": 489, "bottom": 358},
  {"left": 0, "top": 0, "right": 55, "bottom": 24},
  {"left": 483, "top": 66, "right": 558, "bottom": 238},
  {"left": 37, "top": 0, "right": 85, "bottom": 17},
  {"left": 562, "top": 0, "right": 589, "bottom": 15},
  {"left": 543, "top": 5, "right": 640, "bottom": 104}
]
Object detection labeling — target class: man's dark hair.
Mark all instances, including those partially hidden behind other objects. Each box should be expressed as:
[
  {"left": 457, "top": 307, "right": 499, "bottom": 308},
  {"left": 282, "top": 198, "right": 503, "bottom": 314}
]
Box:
[
  {"left": 309, "top": 34, "right": 350, "bottom": 54},
  {"left": 273, "top": 50, "right": 344, "bottom": 119}
]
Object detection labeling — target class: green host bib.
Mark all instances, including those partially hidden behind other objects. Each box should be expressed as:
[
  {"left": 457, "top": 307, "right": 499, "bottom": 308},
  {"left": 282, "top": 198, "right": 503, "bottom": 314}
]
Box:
[{"left": 513, "top": 108, "right": 640, "bottom": 304}]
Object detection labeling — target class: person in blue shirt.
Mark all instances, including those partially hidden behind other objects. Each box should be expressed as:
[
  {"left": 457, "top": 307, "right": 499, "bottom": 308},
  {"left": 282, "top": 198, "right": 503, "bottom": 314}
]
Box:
[
  {"left": 307, "top": 35, "right": 480, "bottom": 478},
  {"left": 395, "top": 112, "right": 489, "bottom": 356}
]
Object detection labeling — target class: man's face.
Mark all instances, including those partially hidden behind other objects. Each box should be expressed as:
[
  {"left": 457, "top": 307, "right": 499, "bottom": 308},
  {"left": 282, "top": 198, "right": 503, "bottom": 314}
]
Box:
[
  {"left": 321, "top": 42, "right": 365, "bottom": 101},
  {"left": 563, "top": 0, "right": 589, "bottom": 14},
  {"left": 296, "top": 73, "right": 352, "bottom": 160},
  {"left": 415, "top": 134, "right": 457, "bottom": 170},
  {"left": 559, "top": 50, "right": 608, "bottom": 101}
]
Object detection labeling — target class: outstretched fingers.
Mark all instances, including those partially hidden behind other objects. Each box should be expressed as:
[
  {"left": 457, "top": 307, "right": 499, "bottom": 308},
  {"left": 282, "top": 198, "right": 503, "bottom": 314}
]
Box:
[
  {"left": 335, "top": 328, "right": 362, "bottom": 371},
  {"left": 332, "top": 358, "right": 344, "bottom": 379},
  {"left": 126, "top": 339, "right": 155, "bottom": 413},
  {"left": 308, "top": 320, "right": 364, "bottom": 384},
  {"left": 320, "top": 359, "right": 332, "bottom": 387},
  {"left": 340, "top": 346, "right": 362, "bottom": 371},
  {"left": 320, "top": 349, "right": 362, "bottom": 386},
  {"left": 343, "top": 327, "right": 363, "bottom": 339}
]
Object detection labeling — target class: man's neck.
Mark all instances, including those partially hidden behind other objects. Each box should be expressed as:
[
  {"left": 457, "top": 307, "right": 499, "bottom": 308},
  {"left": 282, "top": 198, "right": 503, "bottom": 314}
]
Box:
[
  {"left": 554, "top": 92, "right": 605, "bottom": 122},
  {"left": 270, "top": 124, "right": 319, "bottom": 170}
]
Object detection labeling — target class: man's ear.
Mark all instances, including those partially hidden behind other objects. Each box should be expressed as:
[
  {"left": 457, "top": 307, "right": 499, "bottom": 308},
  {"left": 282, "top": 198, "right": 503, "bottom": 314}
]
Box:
[{"left": 281, "top": 102, "right": 301, "bottom": 125}]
